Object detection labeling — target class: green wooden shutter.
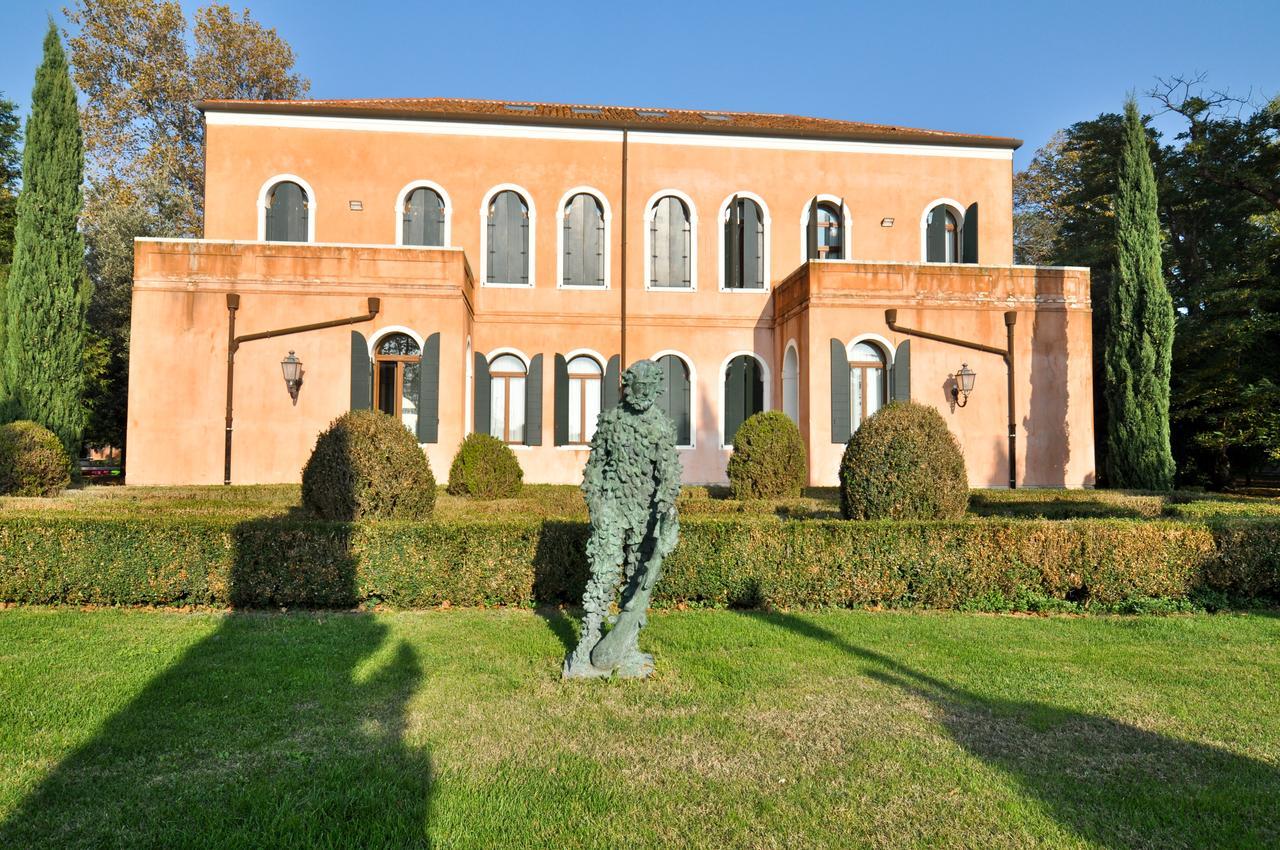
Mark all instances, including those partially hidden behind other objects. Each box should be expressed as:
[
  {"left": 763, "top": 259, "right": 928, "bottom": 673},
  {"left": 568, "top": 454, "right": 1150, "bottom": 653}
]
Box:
[
  {"left": 891, "top": 340, "right": 911, "bottom": 402},
  {"left": 473, "top": 353, "right": 491, "bottom": 435},
  {"left": 603, "top": 355, "right": 621, "bottom": 410},
  {"left": 839, "top": 198, "right": 848, "bottom": 259},
  {"left": 830, "top": 338, "right": 851, "bottom": 443},
  {"left": 553, "top": 353, "right": 569, "bottom": 446},
  {"left": 350, "top": 331, "right": 371, "bottom": 410},
  {"left": 926, "top": 206, "right": 946, "bottom": 262},
  {"left": 724, "top": 356, "right": 744, "bottom": 444},
  {"left": 742, "top": 199, "right": 762, "bottom": 288},
  {"left": 806, "top": 198, "right": 819, "bottom": 261},
  {"left": 525, "top": 354, "right": 543, "bottom": 446},
  {"left": 725, "top": 196, "right": 741, "bottom": 288},
  {"left": 417, "top": 333, "right": 440, "bottom": 443},
  {"left": 963, "top": 203, "right": 979, "bottom": 264}
]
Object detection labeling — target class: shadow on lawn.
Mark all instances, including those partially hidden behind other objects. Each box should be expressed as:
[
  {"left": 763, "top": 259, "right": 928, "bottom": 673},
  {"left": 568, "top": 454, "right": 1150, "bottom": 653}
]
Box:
[
  {"left": 0, "top": 530, "right": 434, "bottom": 847},
  {"left": 742, "top": 611, "right": 1280, "bottom": 849}
]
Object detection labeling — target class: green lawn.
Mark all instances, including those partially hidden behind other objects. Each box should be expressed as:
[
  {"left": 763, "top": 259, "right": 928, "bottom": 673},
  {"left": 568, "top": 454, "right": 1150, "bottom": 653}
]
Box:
[{"left": 1, "top": 608, "right": 1277, "bottom": 848}]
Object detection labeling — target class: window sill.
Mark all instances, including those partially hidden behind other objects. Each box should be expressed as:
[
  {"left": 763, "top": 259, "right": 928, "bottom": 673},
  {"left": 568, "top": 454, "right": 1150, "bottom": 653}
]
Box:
[
  {"left": 644, "top": 284, "right": 696, "bottom": 293},
  {"left": 482, "top": 281, "right": 535, "bottom": 289},
  {"left": 557, "top": 283, "right": 610, "bottom": 291},
  {"left": 718, "top": 286, "right": 770, "bottom": 294}
]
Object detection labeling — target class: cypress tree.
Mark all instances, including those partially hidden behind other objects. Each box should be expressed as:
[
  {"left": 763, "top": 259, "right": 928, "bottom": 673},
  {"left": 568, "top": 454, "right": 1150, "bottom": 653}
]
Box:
[
  {"left": 3, "top": 23, "right": 88, "bottom": 453},
  {"left": 1104, "top": 98, "right": 1175, "bottom": 489}
]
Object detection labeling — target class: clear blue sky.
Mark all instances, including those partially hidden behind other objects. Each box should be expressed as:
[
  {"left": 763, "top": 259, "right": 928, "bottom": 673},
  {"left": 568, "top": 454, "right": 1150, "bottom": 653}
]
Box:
[{"left": 1, "top": 0, "right": 1276, "bottom": 170}]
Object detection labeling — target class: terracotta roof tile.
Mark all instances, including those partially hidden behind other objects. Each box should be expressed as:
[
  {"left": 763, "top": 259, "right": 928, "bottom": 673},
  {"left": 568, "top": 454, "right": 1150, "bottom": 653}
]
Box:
[{"left": 198, "top": 96, "right": 1021, "bottom": 149}]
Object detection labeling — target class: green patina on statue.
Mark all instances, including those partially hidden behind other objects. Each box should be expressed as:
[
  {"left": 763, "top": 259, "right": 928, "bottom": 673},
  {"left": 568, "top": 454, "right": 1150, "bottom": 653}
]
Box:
[{"left": 564, "top": 359, "right": 681, "bottom": 680}]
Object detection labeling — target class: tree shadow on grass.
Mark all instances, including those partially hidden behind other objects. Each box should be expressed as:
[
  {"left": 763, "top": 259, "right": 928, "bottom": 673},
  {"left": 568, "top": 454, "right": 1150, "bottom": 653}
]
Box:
[
  {"left": 0, "top": 520, "right": 434, "bottom": 848},
  {"left": 741, "top": 611, "right": 1280, "bottom": 849}
]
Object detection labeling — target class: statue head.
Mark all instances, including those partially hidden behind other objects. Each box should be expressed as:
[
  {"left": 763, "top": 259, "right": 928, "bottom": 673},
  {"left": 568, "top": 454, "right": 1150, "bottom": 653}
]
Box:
[{"left": 621, "top": 359, "right": 664, "bottom": 412}]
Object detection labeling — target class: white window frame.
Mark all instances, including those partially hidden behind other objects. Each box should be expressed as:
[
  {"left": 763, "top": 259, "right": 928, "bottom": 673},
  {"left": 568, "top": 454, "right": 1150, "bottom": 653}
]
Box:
[
  {"left": 257, "top": 173, "right": 317, "bottom": 243},
  {"left": 555, "top": 186, "right": 612, "bottom": 290},
  {"left": 717, "top": 191, "right": 772, "bottom": 292},
  {"left": 480, "top": 183, "right": 536, "bottom": 288},
  {"left": 846, "top": 335, "right": 894, "bottom": 431},
  {"left": 642, "top": 189, "right": 698, "bottom": 292},
  {"left": 393, "top": 180, "right": 453, "bottom": 247},
  {"left": 560, "top": 348, "right": 606, "bottom": 448},
  {"left": 782, "top": 339, "right": 800, "bottom": 424},
  {"left": 650, "top": 349, "right": 697, "bottom": 449},
  {"left": 718, "top": 350, "right": 772, "bottom": 449},
  {"left": 920, "top": 197, "right": 966, "bottom": 264},
  {"left": 799, "top": 194, "right": 853, "bottom": 262},
  {"left": 484, "top": 347, "right": 532, "bottom": 448}
]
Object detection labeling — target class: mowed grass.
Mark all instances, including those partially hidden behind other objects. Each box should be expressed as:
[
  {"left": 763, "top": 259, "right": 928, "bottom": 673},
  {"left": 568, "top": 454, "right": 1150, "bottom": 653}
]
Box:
[{"left": 1, "top": 608, "right": 1277, "bottom": 848}]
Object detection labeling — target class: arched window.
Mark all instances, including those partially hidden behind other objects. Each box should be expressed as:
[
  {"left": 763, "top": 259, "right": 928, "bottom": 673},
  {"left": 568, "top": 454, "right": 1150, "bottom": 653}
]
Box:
[
  {"left": 723, "top": 196, "right": 765, "bottom": 289},
  {"left": 925, "top": 201, "right": 978, "bottom": 263},
  {"left": 849, "top": 341, "right": 887, "bottom": 429},
  {"left": 566, "top": 355, "right": 603, "bottom": 443},
  {"left": 723, "top": 354, "right": 765, "bottom": 444},
  {"left": 374, "top": 333, "right": 422, "bottom": 434},
  {"left": 782, "top": 344, "right": 799, "bottom": 423},
  {"left": 655, "top": 353, "right": 692, "bottom": 446},
  {"left": 805, "top": 199, "right": 846, "bottom": 260},
  {"left": 486, "top": 189, "right": 531, "bottom": 285},
  {"left": 403, "top": 186, "right": 446, "bottom": 247},
  {"left": 649, "top": 195, "right": 692, "bottom": 289},
  {"left": 265, "top": 181, "right": 309, "bottom": 243},
  {"left": 561, "top": 193, "right": 605, "bottom": 287},
  {"left": 489, "top": 353, "right": 528, "bottom": 443}
]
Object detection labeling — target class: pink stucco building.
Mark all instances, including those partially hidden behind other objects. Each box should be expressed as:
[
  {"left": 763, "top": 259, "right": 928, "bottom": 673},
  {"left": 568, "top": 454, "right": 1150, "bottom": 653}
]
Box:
[{"left": 126, "top": 97, "right": 1094, "bottom": 487}]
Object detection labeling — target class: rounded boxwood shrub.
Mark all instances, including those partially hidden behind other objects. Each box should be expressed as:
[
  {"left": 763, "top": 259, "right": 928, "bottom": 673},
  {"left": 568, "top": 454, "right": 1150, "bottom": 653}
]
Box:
[
  {"left": 0, "top": 420, "right": 72, "bottom": 497},
  {"left": 726, "top": 411, "right": 807, "bottom": 499},
  {"left": 839, "top": 401, "right": 968, "bottom": 520},
  {"left": 301, "top": 410, "right": 436, "bottom": 520},
  {"left": 446, "top": 433, "right": 523, "bottom": 499}
]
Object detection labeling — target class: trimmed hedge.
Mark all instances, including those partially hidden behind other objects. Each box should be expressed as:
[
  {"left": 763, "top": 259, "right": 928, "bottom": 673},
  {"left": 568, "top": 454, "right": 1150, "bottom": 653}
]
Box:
[
  {"left": 446, "top": 433, "right": 523, "bottom": 499},
  {"left": 727, "top": 411, "right": 807, "bottom": 499},
  {"left": 840, "top": 402, "right": 968, "bottom": 520},
  {"left": 301, "top": 410, "right": 436, "bottom": 520},
  {"left": 1, "top": 514, "right": 1276, "bottom": 611},
  {"left": 0, "top": 421, "right": 71, "bottom": 496}
]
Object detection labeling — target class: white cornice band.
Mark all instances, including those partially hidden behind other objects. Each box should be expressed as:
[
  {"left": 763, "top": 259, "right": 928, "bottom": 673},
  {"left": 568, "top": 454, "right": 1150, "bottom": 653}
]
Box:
[{"left": 204, "top": 111, "right": 1014, "bottom": 161}]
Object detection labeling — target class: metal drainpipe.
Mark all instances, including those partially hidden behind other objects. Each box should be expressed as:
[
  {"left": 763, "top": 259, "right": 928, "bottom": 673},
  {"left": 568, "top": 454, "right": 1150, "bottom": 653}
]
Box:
[
  {"left": 619, "top": 128, "right": 628, "bottom": 370},
  {"left": 884, "top": 308, "right": 1019, "bottom": 489}
]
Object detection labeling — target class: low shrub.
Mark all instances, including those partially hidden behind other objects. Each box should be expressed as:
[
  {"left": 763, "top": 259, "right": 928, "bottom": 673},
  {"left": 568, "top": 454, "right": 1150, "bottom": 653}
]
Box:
[
  {"left": 0, "top": 421, "right": 71, "bottom": 497},
  {"left": 446, "top": 433, "right": 523, "bottom": 499},
  {"left": 840, "top": 402, "right": 968, "bottom": 520},
  {"left": 1, "top": 513, "right": 1276, "bottom": 612},
  {"left": 300, "top": 410, "right": 436, "bottom": 520},
  {"left": 726, "top": 411, "right": 807, "bottom": 499}
]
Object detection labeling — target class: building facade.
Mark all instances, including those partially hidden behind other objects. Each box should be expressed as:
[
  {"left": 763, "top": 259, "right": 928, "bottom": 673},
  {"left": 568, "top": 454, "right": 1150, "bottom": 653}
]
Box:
[{"left": 126, "top": 98, "right": 1095, "bottom": 488}]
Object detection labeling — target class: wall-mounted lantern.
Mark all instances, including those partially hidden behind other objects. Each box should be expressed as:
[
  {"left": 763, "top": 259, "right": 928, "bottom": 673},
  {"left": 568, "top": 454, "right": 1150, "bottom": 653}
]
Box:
[
  {"left": 281, "top": 350, "right": 304, "bottom": 405},
  {"left": 950, "top": 363, "right": 976, "bottom": 410}
]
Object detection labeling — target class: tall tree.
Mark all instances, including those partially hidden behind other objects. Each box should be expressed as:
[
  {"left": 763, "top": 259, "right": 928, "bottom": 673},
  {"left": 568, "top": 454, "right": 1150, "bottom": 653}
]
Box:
[
  {"left": 1104, "top": 98, "right": 1175, "bottom": 489},
  {"left": 0, "top": 94, "right": 20, "bottom": 267},
  {"left": 63, "top": 0, "right": 308, "bottom": 451},
  {"left": 1151, "top": 78, "right": 1280, "bottom": 485},
  {"left": 3, "top": 22, "right": 89, "bottom": 453},
  {"left": 0, "top": 93, "right": 22, "bottom": 407}
]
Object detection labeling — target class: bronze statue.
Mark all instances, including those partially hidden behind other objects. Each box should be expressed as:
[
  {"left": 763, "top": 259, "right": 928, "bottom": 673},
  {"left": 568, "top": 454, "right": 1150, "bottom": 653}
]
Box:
[{"left": 564, "top": 360, "right": 681, "bottom": 679}]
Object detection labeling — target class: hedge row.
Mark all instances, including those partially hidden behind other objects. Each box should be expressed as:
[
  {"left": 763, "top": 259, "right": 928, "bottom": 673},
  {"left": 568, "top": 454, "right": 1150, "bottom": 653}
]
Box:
[{"left": 2, "top": 515, "right": 1278, "bottom": 611}]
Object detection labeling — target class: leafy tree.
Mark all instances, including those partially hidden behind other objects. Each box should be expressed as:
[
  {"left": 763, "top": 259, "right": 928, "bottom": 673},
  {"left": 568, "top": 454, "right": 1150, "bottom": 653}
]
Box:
[
  {"left": 1104, "top": 97, "right": 1175, "bottom": 490},
  {"left": 3, "top": 22, "right": 89, "bottom": 454},
  {"left": 0, "top": 93, "right": 20, "bottom": 267},
  {"left": 63, "top": 0, "right": 308, "bottom": 451},
  {"left": 1151, "top": 79, "right": 1280, "bottom": 485}
]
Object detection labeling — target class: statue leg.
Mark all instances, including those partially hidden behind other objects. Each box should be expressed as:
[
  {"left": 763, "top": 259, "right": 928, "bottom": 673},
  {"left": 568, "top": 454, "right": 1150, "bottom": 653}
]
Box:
[
  {"left": 589, "top": 532, "right": 662, "bottom": 678},
  {"left": 563, "top": 529, "right": 625, "bottom": 679}
]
